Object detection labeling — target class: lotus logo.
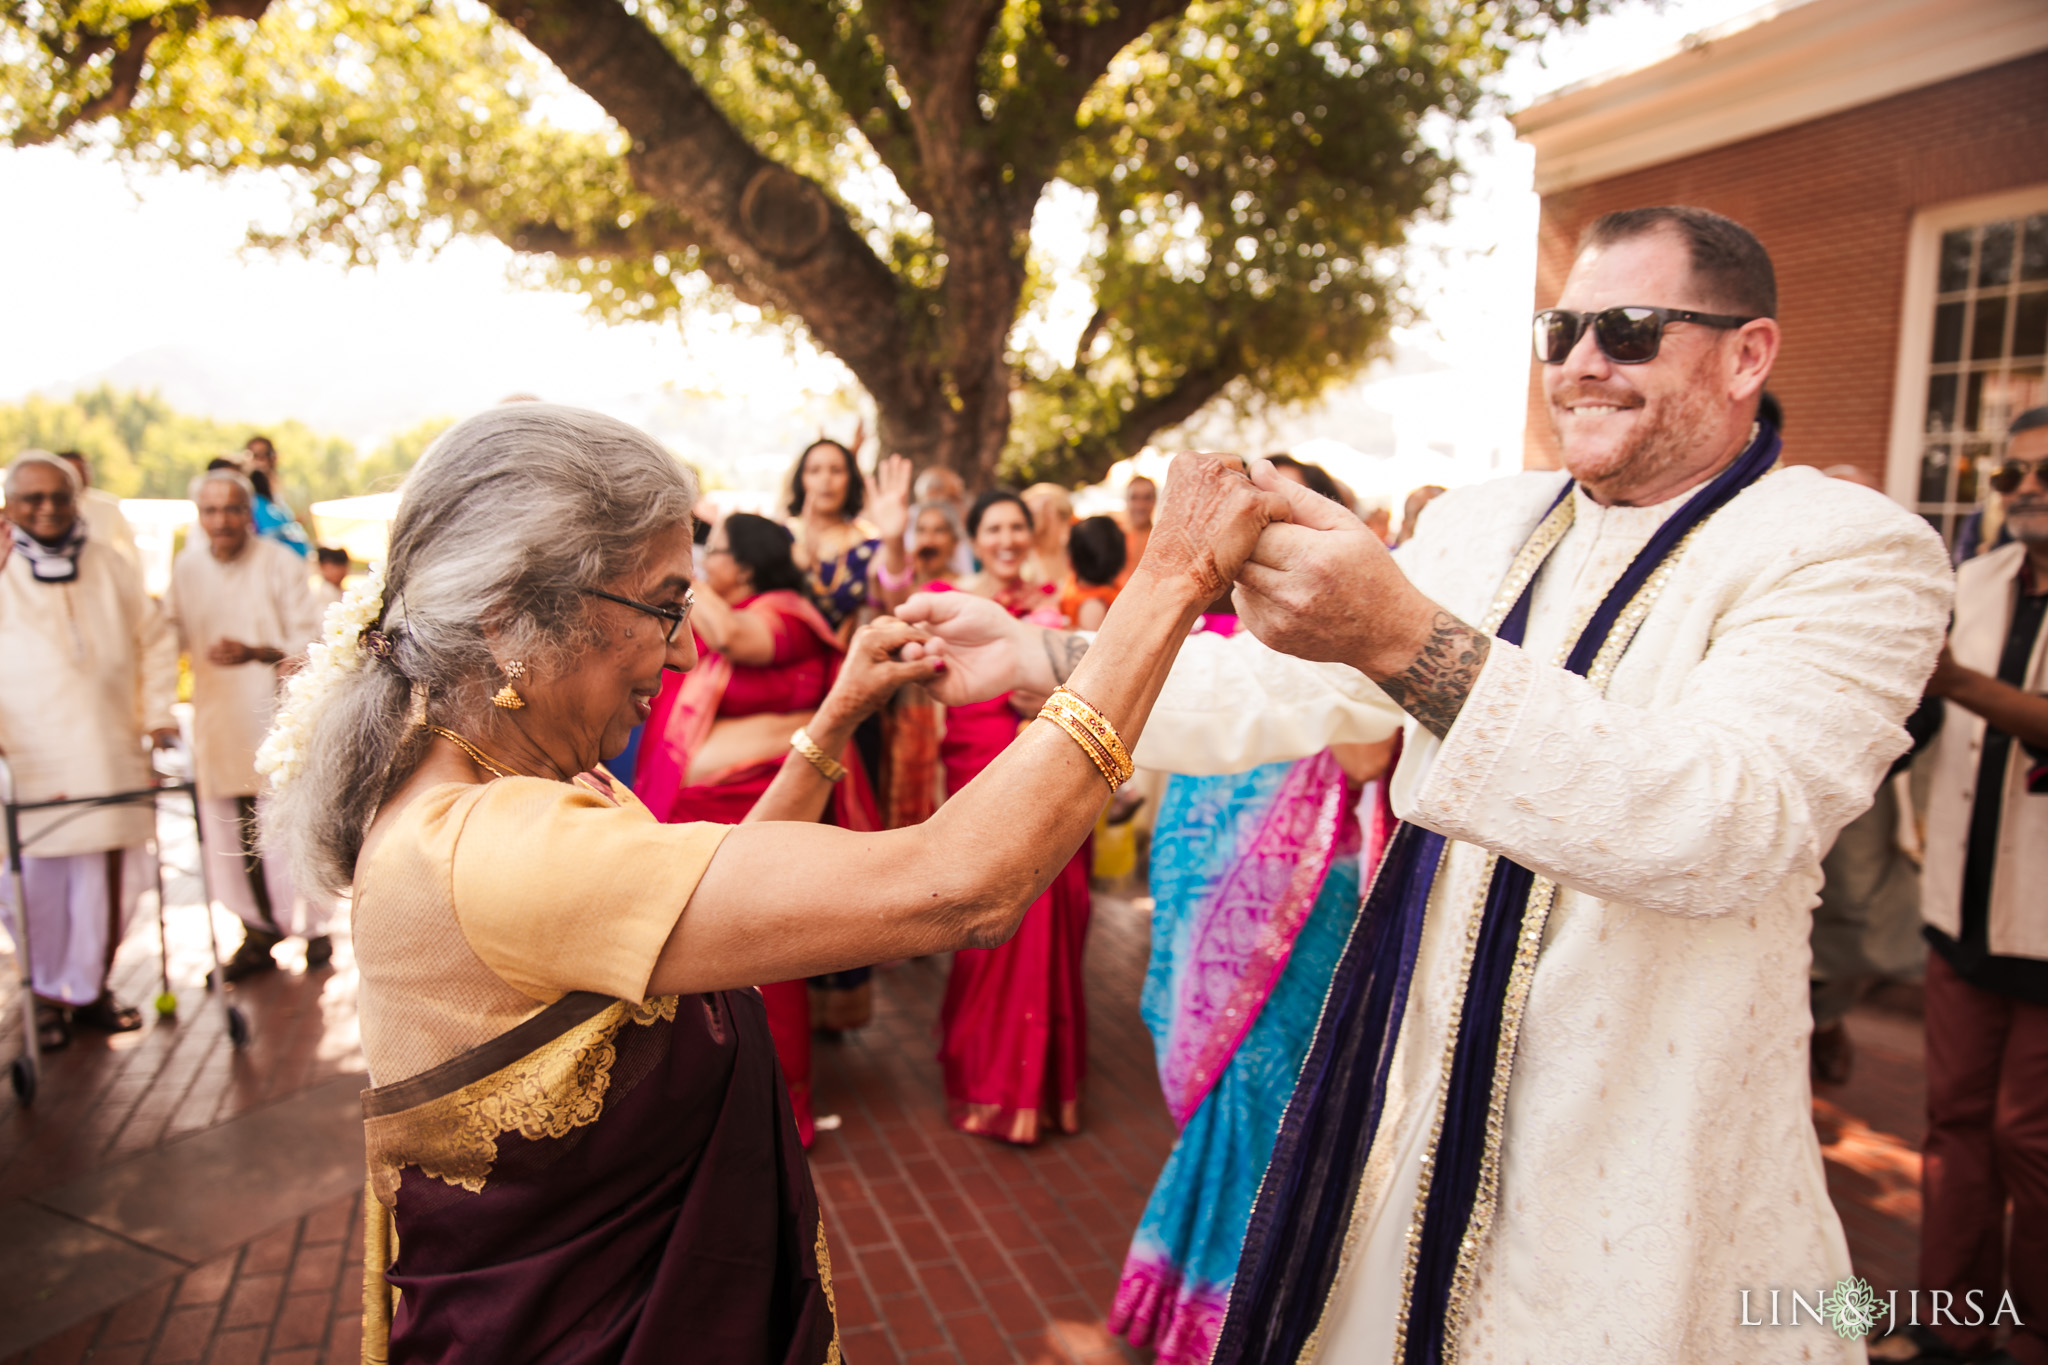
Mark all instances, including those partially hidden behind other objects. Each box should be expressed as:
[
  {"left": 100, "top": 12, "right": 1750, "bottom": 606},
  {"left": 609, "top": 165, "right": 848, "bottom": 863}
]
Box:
[{"left": 1820, "top": 1277, "right": 1882, "bottom": 1340}]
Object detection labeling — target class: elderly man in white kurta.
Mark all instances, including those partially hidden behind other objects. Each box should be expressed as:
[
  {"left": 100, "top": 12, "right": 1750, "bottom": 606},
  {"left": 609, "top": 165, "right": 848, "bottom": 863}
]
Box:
[
  {"left": 907, "top": 207, "right": 1953, "bottom": 1364},
  {"left": 166, "top": 468, "right": 331, "bottom": 980},
  {"left": 0, "top": 451, "right": 177, "bottom": 1045}
]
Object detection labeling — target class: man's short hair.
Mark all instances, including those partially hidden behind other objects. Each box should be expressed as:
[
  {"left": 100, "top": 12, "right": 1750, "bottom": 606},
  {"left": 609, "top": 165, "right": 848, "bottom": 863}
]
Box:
[
  {"left": 2010, "top": 405, "right": 2048, "bottom": 438},
  {"left": 1579, "top": 206, "right": 1777, "bottom": 319},
  {"left": 316, "top": 546, "right": 350, "bottom": 568}
]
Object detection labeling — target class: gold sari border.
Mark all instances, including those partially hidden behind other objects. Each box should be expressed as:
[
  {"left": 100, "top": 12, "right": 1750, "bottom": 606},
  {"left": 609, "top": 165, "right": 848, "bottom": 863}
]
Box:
[{"left": 362, "top": 993, "right": 678, "bottom": 1207}]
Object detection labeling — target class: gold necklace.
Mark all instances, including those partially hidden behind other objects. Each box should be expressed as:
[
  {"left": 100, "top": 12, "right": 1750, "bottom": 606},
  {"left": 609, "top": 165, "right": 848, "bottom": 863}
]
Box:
[{"left": 420, "top": 724, "right": 526, "bottom": 780}]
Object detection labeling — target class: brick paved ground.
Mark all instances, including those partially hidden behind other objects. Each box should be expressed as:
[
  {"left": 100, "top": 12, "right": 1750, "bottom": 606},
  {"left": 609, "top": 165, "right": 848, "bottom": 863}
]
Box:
[{"left": 1, "top": 825, "right": 1935, "bottom": 1364}]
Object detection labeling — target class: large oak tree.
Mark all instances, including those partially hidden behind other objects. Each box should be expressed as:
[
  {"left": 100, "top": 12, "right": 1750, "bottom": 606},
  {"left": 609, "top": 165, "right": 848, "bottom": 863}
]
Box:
[{"left": 5, "top": 0, "right": 1594, "bottom": 484}]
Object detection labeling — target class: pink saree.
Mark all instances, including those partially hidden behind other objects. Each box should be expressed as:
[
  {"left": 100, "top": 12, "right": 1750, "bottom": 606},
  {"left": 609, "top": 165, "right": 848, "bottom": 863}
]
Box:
[{"left": 636, "top": 589, "right": 878, "bottom": 1148}]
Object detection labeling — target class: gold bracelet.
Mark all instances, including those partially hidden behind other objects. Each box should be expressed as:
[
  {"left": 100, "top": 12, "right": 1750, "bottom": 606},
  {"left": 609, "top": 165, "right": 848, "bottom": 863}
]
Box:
[
  {"left": 1043, "top": 687, "right": 1134, "bottom": 786},
  {"left": 1040, "top": 706, "right": 1121, "bottom": 794},
  {"left": 790, "top": 727, "right": 847, "bottom": 783}
]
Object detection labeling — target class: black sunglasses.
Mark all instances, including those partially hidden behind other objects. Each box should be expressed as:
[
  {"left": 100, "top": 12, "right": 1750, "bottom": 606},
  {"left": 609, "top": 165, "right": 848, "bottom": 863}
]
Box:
[
  {"left": 1533, "top": 306, "right": 1760, "bottom": 366},
  {"left": 581, "top": 586, "right": 695, "bottom": 644},
  {"left": 1989, "top": 458, "right": 2048, "bottom": 495}
]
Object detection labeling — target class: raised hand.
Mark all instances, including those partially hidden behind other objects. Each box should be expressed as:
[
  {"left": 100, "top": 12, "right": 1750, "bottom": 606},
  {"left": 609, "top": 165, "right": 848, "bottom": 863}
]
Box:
[
  {"left": 1141, "top": 452, "right": 1295, "bottom": 603},
  {"left": 871, "top": 454, "right": 914, "bottom": 543}
]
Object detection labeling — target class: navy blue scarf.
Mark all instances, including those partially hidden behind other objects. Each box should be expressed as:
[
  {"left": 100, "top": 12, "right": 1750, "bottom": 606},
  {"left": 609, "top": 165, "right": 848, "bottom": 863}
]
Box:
[{"left": 1213, "top": 424, "right": 1782, "bottom": 1365}]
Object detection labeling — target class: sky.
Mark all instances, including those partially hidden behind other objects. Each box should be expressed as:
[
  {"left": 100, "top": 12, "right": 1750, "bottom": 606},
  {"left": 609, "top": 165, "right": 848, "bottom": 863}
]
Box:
[{"left": 0, "top": 0, "right": 1771, "bottom": 489}]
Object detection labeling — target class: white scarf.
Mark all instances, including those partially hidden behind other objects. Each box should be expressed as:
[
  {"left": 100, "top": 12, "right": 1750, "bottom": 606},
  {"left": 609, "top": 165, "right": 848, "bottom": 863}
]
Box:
[{"left": 9, "top": 518, "right": 88, "bottom": 583}]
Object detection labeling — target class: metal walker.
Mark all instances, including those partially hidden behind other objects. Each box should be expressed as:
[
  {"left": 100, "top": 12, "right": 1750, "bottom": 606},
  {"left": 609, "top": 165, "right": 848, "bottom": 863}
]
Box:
[{"left": 4, "top": 766, "right": 249, "bottom": 1104}]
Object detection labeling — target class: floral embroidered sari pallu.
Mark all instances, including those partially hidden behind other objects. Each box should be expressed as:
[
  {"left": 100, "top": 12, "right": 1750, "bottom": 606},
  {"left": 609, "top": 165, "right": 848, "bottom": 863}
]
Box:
[{"left": 360, "top": 986, "right": 841, "bottom": 1365}]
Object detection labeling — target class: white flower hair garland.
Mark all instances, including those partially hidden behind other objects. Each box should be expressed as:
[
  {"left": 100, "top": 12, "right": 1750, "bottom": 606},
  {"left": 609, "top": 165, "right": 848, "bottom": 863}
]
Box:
[{"left": 256, "top": 562, "right": 388, "bottom": 791}]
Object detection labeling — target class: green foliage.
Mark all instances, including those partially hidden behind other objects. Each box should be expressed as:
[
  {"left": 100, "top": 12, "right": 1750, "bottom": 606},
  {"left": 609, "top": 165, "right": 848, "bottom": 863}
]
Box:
[
  {"left": 0, "top": 385, "right": 445, "bottom": 506},
  {"left": 4, "top": 0, "right": 1603, "bottom": 484}
]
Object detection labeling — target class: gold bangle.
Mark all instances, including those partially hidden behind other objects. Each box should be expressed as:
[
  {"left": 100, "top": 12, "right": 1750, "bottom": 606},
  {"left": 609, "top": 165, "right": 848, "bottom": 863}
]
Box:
[
  {"left": 790, "top": 727, "right": 847, "bottom": 783},
  {"left": 1043, "top": 687, "right": 1134, "bottom": 786},
  {"left": 1040, "top": 706, "right": 1120, "bottom": 794}
]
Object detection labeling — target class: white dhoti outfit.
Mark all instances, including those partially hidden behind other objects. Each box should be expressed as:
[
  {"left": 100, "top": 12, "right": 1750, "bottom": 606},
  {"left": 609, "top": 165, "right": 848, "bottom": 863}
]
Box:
[
  {"left": 166, "top": 536, "right": 333, "bottom": 939},
  {"left": 0, "top": 535, "right": 175, "bottom": 1004},
  {"left": 0, "top": 848, "right": 155, "bottom": 1005},
  {"left": 1142, "top": 466, "right": 1953, "bottom": 1363}
]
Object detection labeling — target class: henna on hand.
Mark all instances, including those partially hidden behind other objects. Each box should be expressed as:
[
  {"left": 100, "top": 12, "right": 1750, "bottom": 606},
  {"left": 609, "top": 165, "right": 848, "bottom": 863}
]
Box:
[{"left": 1376, "top": 610, "right": 1491, "bottom": 739}]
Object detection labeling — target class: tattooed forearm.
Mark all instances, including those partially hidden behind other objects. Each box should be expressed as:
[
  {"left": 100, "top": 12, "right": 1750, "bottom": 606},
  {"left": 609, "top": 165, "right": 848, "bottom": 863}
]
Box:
[
  {"left": 1041, "top": 629, "right": 1091, "bottom": 685},
  {"left": 1376, "top": 610, "right": 1491, "bottom": 738}
]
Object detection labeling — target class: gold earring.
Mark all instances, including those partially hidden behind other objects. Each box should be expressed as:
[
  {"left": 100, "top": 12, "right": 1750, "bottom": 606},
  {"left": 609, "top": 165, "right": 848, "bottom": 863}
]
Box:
[{"left": 492, "top": 660, "right": 527, "bottom": 710}]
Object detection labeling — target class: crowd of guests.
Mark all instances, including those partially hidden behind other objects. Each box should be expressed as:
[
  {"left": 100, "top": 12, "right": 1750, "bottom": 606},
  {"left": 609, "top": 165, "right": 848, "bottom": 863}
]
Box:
[{"left": 606, "top": 436, "right": 1448, "bottom": 1151}]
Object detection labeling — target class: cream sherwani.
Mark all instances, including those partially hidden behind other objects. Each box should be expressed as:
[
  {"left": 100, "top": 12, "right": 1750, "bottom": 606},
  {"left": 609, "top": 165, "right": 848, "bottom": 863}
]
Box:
[
  {"left": 0, "top": 537, "right": 176, "bottom": 1002},
  {"left": 1141, "top": 466, "right": 1951, "bottom": 1363},
  {"left": 167, "top": 535, "right": 331, "bottom": 938}
]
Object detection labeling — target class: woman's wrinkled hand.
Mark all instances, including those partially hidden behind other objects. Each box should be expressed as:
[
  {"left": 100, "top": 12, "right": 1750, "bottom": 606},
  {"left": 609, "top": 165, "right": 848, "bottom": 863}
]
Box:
[
  {"left": 817, "top": 616, "right": 943, "bottom": 725},
  {"left": 1139, "top": 452, "right": 1294, "bottom": 605}
]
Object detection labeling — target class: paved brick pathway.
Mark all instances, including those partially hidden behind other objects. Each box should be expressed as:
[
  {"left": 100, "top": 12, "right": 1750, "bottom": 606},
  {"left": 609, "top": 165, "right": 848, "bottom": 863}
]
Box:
[{"left": 1, "top": 822, "right": 1935, "bottom": 1364}]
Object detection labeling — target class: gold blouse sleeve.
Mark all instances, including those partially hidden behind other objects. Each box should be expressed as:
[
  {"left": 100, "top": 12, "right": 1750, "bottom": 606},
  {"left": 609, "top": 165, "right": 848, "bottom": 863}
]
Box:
[{"left": 447, "top": 775, "right": 731, "bottom": 1003}]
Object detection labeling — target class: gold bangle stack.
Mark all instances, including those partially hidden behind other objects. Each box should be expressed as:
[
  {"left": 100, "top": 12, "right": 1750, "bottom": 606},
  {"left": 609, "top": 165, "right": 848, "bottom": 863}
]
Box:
[
  {"left": 1038, "top": 687, "right": 1133, "bottom": 795},
  {"left": 790, "top": 727, "right": 847, "bottom": 783}
]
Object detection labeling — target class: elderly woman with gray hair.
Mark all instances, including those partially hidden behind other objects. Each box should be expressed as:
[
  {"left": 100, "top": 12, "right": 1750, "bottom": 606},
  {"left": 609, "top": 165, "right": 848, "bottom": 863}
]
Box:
[{"left": 258, "top": 403, "right": 1284, "bottom": 1363}]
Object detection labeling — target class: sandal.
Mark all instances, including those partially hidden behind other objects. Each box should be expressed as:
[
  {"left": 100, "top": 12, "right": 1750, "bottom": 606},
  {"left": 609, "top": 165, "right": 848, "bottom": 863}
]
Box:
[
  {"left": 72, "top": 992, "right": 144, "bottom": 1034},
  {"left": 33, "top": 1003, "right": 72, "bottom": 1052}
]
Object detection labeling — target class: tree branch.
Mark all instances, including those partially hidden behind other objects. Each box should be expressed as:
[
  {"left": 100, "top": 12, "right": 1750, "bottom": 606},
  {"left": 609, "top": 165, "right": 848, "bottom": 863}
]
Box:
[
  {"left": 22, "top": 0, "right": 272, "bottom": 138},
  {"left": 483, "top": 0, "right": 914, "bottom": 407}
]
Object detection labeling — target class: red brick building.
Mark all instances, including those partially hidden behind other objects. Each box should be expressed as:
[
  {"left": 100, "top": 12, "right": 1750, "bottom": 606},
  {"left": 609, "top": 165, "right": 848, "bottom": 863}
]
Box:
[{"left": 1513, "top": 0, "right": 2048, "bottom": 543}]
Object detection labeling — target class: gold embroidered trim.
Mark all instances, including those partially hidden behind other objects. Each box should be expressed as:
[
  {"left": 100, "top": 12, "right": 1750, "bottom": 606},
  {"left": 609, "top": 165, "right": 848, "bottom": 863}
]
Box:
[
  {"left": 364, "top": 995, "right": 679, "bottom": 1206},
  {"left": 1387, "top": 849, "right": 1501, "bottom": 1365},
  {"left": 1478, "top": 494, "right": 1576, "bottom": 635},
  {"left": 362, "top": 1176, "right": 395, "bottom": 1365},
  {"left": 817, "top": 1220, "right": 843, "bottom": 1365}
]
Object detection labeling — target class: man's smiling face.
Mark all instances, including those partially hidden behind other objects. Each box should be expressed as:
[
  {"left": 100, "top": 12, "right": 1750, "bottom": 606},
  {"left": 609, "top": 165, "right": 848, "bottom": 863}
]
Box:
[{"left": 1544, "top": 228, "right": 1739, "bottom": 503}]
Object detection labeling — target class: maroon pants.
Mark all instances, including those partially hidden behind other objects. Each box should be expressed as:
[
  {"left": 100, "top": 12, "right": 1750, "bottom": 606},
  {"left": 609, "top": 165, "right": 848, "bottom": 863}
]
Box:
[{"left": 1921, "top": 954, "right": 2048, "bottom": 1362}]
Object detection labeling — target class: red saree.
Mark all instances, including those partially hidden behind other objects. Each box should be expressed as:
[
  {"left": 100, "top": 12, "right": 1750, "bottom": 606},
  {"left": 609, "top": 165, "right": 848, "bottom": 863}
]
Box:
[
  {"left": 634, "top": 589, "right": 878, "bottom": 1147},
  {"left": 927, "top": 582, "right": 1093, "bottom": 1144}
]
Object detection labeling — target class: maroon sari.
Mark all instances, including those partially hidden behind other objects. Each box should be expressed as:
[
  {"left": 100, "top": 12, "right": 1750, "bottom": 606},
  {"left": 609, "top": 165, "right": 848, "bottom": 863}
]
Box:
[
  {"left": 633, "top": 589, "right": 878, "bottom": 1147},
  {"left": 925, "top": 581, "right": 1093, "bottom": 1145},
  {"left": 362, "top": 987, "right": 840, "bottom": 1364}
]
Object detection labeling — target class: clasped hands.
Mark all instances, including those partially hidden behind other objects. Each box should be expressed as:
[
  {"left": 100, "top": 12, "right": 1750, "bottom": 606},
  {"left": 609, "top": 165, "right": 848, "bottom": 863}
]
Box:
[{"left": 890, "top": 452, "right": 1439, "bottom": 706}]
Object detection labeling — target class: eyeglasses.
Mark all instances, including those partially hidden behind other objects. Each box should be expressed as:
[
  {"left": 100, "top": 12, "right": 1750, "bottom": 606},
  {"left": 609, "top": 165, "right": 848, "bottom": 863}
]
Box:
[
  {"left": 581, "top": 587, "right": 695, "bottom": 644},
  {"left": 1532, "top": 306, "right": 1761, "bottom": 366},
  {"left": 9, "top": 491, "right": 75, "bottom": 509},
  {"left": 1988, "top": 458, "right": 2048, "bottom": 495}
]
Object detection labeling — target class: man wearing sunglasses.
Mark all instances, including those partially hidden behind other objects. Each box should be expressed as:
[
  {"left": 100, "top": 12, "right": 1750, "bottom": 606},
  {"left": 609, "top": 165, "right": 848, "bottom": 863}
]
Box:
[
  {"left": 908, "top": 204, "right": 1957, "bottom": 1363},
  {"left": 1912, "top": 405, "right": 2048, "bottom": 1365}
]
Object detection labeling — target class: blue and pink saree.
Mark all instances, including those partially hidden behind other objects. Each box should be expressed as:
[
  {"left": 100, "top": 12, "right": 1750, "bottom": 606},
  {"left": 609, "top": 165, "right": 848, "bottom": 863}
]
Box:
[{"left": 1110, "top": 747, "right": 1392, "bottom": 1362}]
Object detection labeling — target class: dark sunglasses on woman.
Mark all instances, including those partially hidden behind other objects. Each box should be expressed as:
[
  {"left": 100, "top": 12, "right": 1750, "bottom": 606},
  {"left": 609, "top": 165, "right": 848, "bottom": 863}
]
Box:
[
  {"left": 1987, "top": 458, "right": 2048, "bottom": 495},
  {"left": 1533, "top": 306, "right": 1761, "bottom": 366}
]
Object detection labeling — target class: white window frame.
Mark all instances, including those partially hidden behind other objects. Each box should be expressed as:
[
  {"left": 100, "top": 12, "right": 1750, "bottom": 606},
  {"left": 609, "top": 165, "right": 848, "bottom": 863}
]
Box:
[{"left": 1886, "top": 184, "right": 2048, "bottom": 515}]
